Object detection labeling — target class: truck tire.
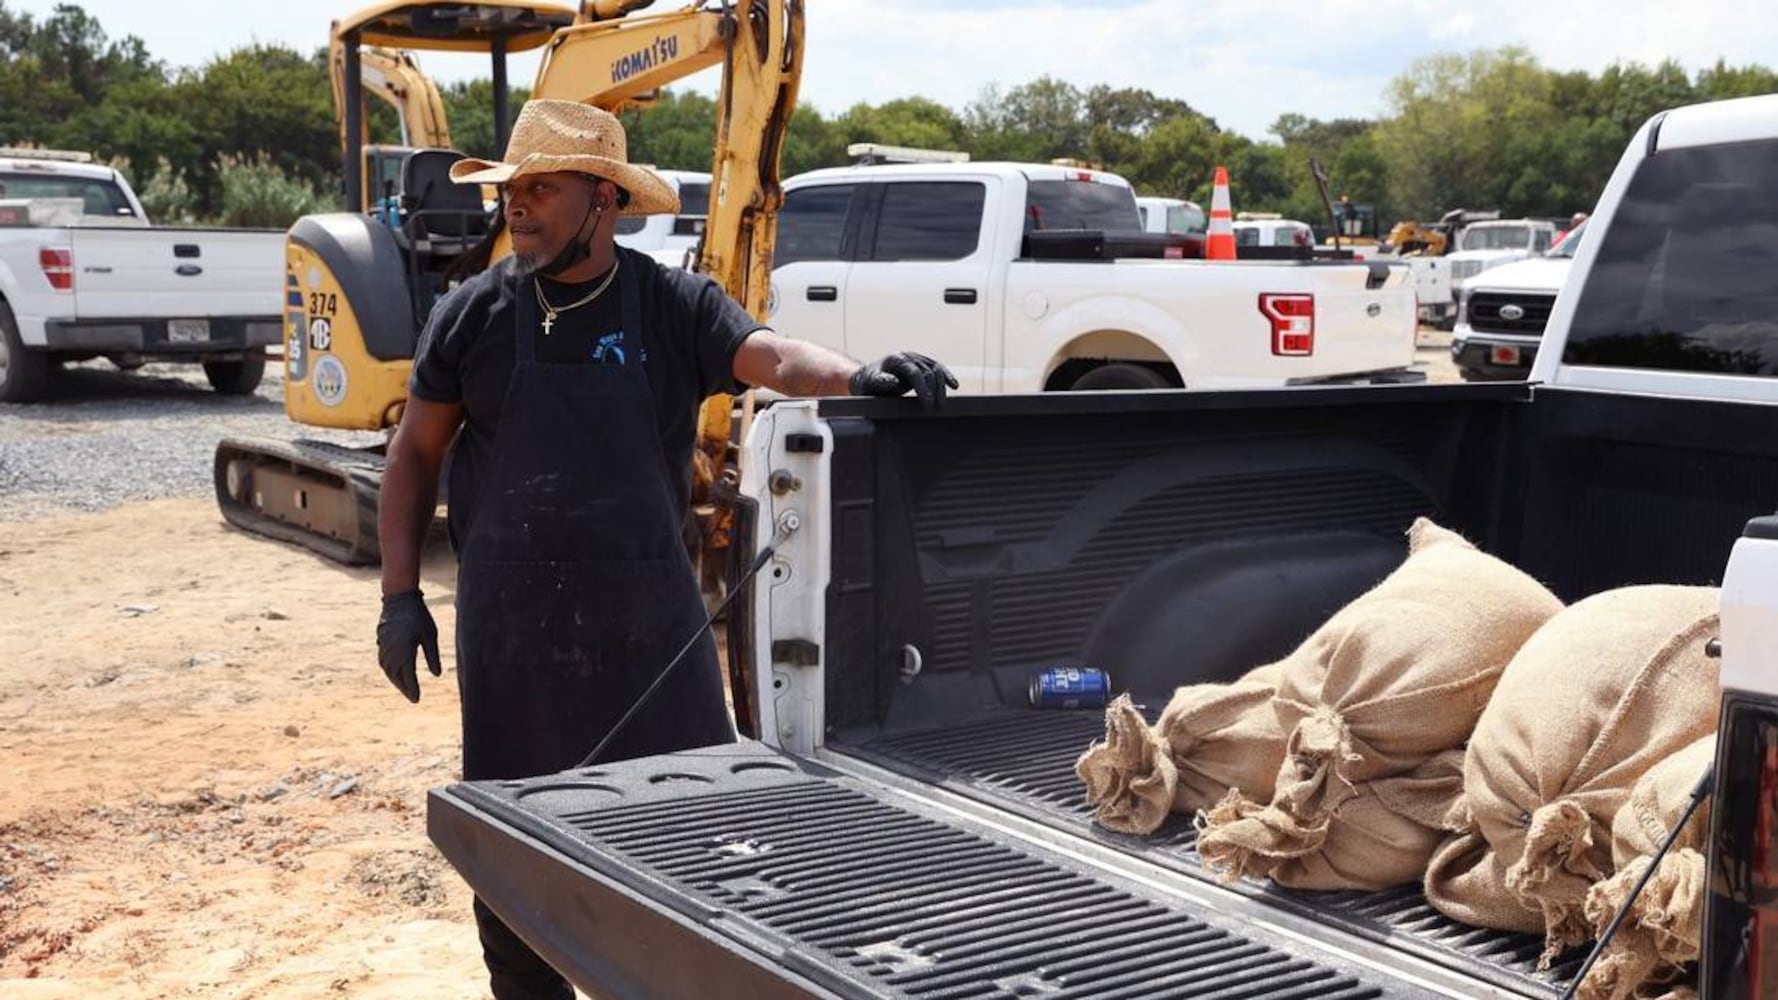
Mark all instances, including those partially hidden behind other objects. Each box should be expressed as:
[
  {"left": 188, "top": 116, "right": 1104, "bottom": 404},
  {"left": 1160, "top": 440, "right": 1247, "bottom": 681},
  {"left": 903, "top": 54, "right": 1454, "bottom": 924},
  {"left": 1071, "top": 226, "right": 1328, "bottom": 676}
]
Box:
[
  {"left": 205, "top": 356, "right": 266, "bottom": 395},
  {"left": 1069, "top": 363, "right": 1172, "bottom": 391},
  {"left": 0, "top": 300, "right": 50, "bottom": 403}
]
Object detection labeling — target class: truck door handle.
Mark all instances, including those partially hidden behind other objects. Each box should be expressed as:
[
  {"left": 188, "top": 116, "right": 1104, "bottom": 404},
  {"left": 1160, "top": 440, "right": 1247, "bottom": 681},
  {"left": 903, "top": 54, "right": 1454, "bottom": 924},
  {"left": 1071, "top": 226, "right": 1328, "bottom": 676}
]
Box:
[
  {"left": 175, "top": 264, "right": 203, "bottom": 276},
  {"left": 173, "top": 244, "right": 201, "bottom": 258},
  {"left": 944, "top": 288, "right": 978, "bottom": 305},
  {"left": 806, "top": 286, "right": 838, "bottom": 302}
]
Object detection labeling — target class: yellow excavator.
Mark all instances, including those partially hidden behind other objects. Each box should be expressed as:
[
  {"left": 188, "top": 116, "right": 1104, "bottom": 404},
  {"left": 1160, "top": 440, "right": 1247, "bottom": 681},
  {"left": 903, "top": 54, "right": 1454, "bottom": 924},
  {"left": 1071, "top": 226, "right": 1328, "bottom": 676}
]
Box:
[
  {"left": 214, "top": 0, "right": 805, "bottom": 588},
  {"left": 329, "top": 37, "right": 455, "bottom": 214},
  {"left": 1383, "top": 220, "right": 1451, "bottom": 257}
]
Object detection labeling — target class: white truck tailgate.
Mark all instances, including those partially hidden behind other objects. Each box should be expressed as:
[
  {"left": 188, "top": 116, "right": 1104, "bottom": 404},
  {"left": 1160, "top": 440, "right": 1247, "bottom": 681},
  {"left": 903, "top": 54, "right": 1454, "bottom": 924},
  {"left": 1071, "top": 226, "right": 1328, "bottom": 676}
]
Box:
[
  {"left": 68, "top": 227, "right": 284, "bottom": 320},
  {"left": 1303, "top": 263, "right": 1419, "bottom": 379}
]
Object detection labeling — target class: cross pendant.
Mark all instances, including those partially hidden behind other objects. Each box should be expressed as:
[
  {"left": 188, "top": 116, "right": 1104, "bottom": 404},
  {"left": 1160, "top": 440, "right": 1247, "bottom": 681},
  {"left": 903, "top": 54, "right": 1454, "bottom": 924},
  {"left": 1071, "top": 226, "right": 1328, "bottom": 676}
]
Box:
[{"left": 542, "top": 310, "right": 556, "bottom": 336}]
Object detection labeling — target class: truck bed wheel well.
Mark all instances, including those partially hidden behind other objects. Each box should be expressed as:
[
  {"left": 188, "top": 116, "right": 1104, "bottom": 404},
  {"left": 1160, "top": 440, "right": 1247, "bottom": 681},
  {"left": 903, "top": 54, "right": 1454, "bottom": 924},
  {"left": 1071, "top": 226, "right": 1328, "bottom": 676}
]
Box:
[
  {"left": 0, "top": 295, "right": 51, "bottom": 403},
  {"left": 1045, "top": 358, "right": 1183, "bottom": 391}
]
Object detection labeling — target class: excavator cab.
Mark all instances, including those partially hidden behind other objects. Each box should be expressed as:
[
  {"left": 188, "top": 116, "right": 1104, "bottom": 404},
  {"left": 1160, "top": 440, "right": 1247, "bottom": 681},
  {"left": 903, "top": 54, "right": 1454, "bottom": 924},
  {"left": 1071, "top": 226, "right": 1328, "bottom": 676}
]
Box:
[
  {"left": 297, "top": 0, "right": 576, "bottom": 430},
  {"left": 214, "top": 1, "right": 578, "bottom": 562}
]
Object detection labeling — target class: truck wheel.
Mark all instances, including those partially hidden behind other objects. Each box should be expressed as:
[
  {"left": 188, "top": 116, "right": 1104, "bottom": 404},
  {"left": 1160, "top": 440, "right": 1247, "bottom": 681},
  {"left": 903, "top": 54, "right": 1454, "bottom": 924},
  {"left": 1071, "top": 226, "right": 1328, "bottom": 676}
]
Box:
[
  {"left": 205, "top": 356, "right": 266, "bottom": 395},
  {"left": 0, "top": 300, "right": 50, "bottom": 403},
  {"left": 1069, "top": 363, "right": 1172, "bottom": 391}
]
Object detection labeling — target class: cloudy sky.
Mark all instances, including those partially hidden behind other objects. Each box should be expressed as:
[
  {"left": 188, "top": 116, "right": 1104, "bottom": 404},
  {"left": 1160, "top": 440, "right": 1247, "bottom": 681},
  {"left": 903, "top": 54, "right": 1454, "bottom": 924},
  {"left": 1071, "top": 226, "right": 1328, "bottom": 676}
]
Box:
[{"left": 12, "top": 0, "right": 1775, "bottom": 139}]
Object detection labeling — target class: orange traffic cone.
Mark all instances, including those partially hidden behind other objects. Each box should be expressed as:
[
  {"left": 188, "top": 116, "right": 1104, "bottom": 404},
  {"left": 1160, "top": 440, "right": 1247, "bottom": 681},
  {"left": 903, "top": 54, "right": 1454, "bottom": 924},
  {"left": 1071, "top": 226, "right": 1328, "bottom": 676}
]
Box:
[{"left": 1205, "top": 165, "right": 1236, "bottom": 261}]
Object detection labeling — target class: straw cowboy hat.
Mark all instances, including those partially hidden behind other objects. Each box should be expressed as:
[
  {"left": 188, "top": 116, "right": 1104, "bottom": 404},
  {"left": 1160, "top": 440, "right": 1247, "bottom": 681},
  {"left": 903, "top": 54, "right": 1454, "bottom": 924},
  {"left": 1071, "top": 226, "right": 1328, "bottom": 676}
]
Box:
[{"left": 449, "top": 99, "right": 679, "bottom": 217}]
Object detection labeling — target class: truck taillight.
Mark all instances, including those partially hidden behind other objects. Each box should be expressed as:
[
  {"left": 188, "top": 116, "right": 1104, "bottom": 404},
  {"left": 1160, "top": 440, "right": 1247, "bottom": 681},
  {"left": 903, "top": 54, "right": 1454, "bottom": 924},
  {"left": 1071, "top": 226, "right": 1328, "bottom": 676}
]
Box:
[
  {"left": 39, "top": 248, "right": 72, "bottom": 292},
  {"left": 1704, "top": 694, "right": 1778, "bottom": 997},
  {"left": 1260, "top": 293, "right": 1314, "bottom": 356}
]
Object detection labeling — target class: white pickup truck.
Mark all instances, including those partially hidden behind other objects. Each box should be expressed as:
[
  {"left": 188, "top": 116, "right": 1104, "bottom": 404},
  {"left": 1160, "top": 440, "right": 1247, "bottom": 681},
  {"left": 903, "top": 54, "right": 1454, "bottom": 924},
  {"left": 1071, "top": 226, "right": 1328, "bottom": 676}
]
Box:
[
  {"left": 613, "top": 168, "right": 710, "bottom": 269},
  {"left": 1450, "top": 219, "right": 1587, "bottom": 381},
  {"left": 0, "top": 150, "right": 285, "bottom": 402},
  {"left": 1134, "top": 194, "right": 1205, "bottom": 237},
  {"left": 1443, "top": 218, "right": 1558, "bottom": 304},
  {"left": 765, "top": 161, "right": 1420, "bottom": 391},
  {"left": 433, "top": 93, "right": 1778, "bottom": 999}
]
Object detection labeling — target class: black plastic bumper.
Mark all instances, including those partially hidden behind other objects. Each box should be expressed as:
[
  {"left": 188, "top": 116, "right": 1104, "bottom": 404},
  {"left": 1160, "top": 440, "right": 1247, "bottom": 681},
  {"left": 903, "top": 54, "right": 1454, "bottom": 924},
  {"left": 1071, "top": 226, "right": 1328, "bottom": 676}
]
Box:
[
  {"left": 1452, "top": 335, "right": 1537, "bottom": 381},
  {"left": 44, "top": 315, "right": 281, "bottom": 355}
]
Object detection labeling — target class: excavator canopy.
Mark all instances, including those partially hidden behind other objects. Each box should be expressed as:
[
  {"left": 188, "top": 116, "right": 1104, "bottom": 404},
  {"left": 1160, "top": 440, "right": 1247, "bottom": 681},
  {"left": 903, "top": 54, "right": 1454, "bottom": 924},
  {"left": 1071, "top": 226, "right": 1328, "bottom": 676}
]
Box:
[{"left": 332, "top": 1, "right": 578, "bottom": 53}]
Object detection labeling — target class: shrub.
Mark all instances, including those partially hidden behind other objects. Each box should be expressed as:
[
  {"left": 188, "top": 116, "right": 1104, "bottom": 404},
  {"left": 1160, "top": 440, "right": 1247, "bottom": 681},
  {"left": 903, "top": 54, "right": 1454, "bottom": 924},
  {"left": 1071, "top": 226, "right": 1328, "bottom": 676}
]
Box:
[
  {"left": 129, "top": 157, "right": 200, "bottom": 225},
  {"left": 214, "top": 154, "right": 331, "bottom": 229}
]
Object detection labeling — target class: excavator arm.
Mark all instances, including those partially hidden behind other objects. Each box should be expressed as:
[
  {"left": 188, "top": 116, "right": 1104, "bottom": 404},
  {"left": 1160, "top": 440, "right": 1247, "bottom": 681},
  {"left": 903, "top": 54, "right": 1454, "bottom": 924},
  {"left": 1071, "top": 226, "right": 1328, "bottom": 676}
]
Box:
[{"left": 329, "top": 38, "right": 453, "bottom": 153}]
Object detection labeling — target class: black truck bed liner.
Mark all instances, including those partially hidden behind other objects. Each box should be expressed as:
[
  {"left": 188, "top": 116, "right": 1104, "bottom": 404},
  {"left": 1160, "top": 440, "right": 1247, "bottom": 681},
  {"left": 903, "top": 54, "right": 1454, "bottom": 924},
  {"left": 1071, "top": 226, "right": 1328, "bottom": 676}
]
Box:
[
  {"left": 838, "top": 714, "right": 1584, "bottom": 998},
  {"left": 431, "top": 383, "right": 1778, "bottom": 997},
  {"left": 431, "top": 742, "right": 1453, "bottom": 1000}
]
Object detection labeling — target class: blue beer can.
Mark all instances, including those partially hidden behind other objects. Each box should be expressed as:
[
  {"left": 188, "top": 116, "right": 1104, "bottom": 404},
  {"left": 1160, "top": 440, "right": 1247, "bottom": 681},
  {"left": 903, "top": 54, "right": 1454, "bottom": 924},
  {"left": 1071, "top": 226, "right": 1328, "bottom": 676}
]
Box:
[{"left": 1028, "top": 667, "right": 1112, "bottom": 709}]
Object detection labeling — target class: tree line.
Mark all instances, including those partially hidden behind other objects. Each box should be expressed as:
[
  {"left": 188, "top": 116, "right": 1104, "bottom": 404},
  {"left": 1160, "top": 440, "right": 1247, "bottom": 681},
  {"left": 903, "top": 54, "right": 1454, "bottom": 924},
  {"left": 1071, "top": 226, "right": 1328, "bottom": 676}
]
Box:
[{"left": 3, "top": 2, "right": 1775, "bottom": 229}]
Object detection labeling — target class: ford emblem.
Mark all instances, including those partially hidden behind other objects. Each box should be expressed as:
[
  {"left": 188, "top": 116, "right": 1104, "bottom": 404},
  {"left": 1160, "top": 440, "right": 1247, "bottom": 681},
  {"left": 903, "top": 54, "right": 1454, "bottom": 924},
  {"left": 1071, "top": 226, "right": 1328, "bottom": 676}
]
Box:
[
  {"left": 1499, "top": 303, "right": 1525, "bottom": 321},
  {"left": 1366, "top": 302, "right": 1381, "bottom": 317}
]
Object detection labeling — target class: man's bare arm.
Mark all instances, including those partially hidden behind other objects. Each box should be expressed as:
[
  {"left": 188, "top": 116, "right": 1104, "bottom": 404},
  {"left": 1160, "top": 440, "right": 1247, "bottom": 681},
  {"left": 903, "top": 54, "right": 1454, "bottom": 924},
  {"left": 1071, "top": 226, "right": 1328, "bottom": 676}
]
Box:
[
  {"left": 378, "top": 397, "right": 465, "bottom": 595},
  {"left": 731, "top": 329, "right": 860, "bottom": 397}
]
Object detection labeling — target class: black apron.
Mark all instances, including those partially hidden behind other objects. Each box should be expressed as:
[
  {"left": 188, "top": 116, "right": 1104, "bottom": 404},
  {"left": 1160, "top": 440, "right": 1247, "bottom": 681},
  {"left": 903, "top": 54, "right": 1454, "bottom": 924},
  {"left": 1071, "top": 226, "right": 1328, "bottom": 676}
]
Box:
[{"left": 454, "top": 256, "right": 734, "bottom": 782}]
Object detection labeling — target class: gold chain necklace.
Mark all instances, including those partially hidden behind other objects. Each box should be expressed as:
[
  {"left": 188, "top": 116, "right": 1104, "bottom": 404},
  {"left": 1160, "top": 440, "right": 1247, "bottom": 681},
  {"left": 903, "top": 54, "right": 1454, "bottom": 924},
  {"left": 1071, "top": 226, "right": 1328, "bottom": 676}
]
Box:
[{"left": 533, "top": 258, "right": 620, "bottom": 336}]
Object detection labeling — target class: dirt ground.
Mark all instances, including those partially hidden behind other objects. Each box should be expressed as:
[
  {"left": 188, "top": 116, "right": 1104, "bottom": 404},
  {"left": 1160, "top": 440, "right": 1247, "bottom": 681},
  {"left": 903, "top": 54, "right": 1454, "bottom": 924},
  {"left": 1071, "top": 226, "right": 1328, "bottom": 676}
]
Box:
[{"left": 0, "top": 500, "right": 502, "bottom": 999}]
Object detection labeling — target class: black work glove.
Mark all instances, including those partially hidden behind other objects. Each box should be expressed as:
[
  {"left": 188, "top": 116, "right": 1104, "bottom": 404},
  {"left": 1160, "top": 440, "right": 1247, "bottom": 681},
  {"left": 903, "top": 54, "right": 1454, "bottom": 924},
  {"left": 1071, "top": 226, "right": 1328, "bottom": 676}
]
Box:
[
  {"left": 849, "top": 352, "right": 958, "bottom": 408},
  {"left": 377, "top": 589, "right": 441, "bottom": 703}
]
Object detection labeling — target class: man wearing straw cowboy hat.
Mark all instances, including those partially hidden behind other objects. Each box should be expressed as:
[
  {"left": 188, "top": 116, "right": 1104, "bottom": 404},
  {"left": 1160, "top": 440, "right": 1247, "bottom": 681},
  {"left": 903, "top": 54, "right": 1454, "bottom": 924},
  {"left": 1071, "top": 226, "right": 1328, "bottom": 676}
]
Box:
[{"left": 374, "top": 99, "right": 955, "bottom": 998}]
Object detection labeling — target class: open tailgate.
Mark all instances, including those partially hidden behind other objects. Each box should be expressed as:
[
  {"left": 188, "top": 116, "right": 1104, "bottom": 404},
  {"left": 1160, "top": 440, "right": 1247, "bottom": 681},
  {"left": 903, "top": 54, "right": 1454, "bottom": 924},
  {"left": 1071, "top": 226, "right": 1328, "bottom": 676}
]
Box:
[{"left": 430, "top": 741, "right": 1450, "bottom": 1000}]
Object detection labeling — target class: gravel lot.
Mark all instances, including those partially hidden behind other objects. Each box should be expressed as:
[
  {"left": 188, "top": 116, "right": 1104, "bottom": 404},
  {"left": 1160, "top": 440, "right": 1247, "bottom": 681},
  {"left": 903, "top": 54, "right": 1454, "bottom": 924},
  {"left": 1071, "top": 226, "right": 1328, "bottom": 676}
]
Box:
[
  {"left": 0, "top": 359, "right": 381, "bottom": 521},
  {"left": 0, "top": 335, "right": 1464, "bottom": 521}
]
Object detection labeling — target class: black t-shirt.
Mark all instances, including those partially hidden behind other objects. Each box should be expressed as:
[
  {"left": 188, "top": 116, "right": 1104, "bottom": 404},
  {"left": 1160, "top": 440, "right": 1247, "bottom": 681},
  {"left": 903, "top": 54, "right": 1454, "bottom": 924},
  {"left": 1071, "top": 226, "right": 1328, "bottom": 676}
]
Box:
[{"left": 408, "top": 248, "right": 763, "bottom": 548}]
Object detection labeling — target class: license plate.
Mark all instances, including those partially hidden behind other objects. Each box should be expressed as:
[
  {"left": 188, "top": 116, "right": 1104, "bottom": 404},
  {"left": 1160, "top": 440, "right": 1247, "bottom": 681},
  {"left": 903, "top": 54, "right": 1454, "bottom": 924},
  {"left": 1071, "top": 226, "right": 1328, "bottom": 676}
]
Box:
[
  {"left": 1490, "top": 345, "right": 1521, "bottom": 366},
  {"left": 168, "top": 319, "right": 210, "bottom": 343}
]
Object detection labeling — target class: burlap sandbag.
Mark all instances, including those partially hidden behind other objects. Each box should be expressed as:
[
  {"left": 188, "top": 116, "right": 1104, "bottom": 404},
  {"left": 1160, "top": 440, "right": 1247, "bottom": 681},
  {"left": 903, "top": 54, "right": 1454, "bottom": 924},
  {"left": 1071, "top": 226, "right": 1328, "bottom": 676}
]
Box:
[
  {"left": 1196, "top": 518, "right": 1562, "bottom": 890},
  {"left": 1574, "top": 736, "right": 1716, "bottom": 1000},
  {"left": 1425, "top": 585, "right": 1720, "bottom": 967},
  {"left": 1200, "top": 748, "right": 1466, "bottom": 889},
  {"left": 1076, "top": 664, "right": 1285, "bottom": 835}
]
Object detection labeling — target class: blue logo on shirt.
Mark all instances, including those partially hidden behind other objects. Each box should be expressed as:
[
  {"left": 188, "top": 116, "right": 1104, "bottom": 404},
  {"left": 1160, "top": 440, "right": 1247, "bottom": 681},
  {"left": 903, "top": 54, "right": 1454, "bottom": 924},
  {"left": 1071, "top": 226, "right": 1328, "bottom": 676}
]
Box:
[{"left": 592, "top": 330, "right": 626, "bottom": 365}]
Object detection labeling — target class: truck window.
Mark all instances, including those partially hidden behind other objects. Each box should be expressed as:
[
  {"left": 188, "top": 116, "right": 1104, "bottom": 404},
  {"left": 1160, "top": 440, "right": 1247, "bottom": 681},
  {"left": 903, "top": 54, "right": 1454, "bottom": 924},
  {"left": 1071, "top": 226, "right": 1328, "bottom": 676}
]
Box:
[
  {"left": 677, "top": 182, "right": 709, "bottom": 217},
  {"left": 1024, "top": 179, "right": 1139, "bottom": 232},
  {"left": 0, "top": 172, "right": 134, "bottom": 218},
  {"left": 869, "top": 181, "right": 985, "bottom": 261},
  {"left": 1462, "top": 226, "right": 1530, "bottom": 251},
  {"left": 1167, "top": 203, "right": 1206, "bottom": 234},
  {"left": 1563, "top": 139, "right": 1778, "bottom": 376},
  {"left": 774, "top": 184, "right": 857, "bottom": 267},
  {"left": 617, "top": 181, "right": 709, "bottom": 236}
]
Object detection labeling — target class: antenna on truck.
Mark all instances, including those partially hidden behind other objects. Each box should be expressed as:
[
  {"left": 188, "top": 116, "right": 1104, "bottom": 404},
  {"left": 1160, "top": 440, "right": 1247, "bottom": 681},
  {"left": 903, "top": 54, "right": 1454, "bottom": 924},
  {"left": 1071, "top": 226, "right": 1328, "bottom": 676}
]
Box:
[
  {"left": 574, "top": 513, "right": 803, "bottom": 769},
  {"left": 1309, "top": 156, "right": 1342, "bottom": 252},
  {"left": 1558, "top": 760, "right": 1716, "bottom": 999}
]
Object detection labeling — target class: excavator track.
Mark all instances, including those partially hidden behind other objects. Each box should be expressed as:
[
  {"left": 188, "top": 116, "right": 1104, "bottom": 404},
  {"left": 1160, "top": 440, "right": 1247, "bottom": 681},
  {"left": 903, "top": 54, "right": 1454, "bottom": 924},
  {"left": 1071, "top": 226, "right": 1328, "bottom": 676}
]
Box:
[{"left": 213, "top": 437, "right": 386, "bottom": 565}]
